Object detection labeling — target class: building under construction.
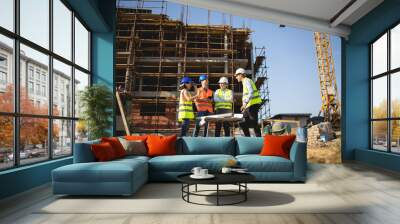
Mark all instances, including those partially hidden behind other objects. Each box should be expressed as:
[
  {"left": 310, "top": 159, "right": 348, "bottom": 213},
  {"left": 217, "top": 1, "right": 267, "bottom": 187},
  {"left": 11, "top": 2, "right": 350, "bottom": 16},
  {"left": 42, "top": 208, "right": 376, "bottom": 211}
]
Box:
[{"left": 115, "top": 0, "right": 270, "bottom": 135}]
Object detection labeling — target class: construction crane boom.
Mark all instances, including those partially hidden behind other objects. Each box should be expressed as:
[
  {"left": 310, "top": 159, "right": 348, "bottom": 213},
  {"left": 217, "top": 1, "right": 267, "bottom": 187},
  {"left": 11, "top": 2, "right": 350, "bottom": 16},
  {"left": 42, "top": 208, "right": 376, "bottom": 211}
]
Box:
[{"left": 314, "top": 32, "right": 341, "bottom": 129}]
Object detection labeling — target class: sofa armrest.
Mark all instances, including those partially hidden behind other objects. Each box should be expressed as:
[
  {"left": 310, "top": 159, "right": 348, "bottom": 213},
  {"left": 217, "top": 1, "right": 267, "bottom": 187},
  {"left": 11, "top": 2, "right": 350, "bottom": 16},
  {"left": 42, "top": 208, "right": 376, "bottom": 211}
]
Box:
[
  {"left": 73, "top": 140, "right": 100, "bottom": 163},
  {"left": 289, "top": 141, "right": 307, "bottom": 181}
]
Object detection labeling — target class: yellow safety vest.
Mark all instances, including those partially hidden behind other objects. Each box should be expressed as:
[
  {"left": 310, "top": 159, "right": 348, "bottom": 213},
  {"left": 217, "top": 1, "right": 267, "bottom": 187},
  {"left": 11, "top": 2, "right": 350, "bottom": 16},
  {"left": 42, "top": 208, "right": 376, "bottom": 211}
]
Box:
[
  {"left": 242, "top": 77, "right": 262, "bottom": 108},
  {"left": 178, "top": 91, "right": 194, "bottom": 122},
  {"left": 215, "top": 89, "right": 233, "bottom": 110}
]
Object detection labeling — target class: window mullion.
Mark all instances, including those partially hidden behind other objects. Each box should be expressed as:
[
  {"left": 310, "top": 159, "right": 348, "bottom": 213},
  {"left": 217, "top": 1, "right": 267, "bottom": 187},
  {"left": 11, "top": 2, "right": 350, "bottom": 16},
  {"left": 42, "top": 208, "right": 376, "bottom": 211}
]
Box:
[{"left": 13, "top": 0, "right": 21, "bottom": 167}]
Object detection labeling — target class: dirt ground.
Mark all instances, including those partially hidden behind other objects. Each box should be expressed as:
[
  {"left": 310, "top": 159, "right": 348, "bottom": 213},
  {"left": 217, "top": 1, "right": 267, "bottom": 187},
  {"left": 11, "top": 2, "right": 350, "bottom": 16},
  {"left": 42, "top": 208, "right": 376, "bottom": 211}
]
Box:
[{"left": 307, "top": 137, "right": 342, "bottom": 164}]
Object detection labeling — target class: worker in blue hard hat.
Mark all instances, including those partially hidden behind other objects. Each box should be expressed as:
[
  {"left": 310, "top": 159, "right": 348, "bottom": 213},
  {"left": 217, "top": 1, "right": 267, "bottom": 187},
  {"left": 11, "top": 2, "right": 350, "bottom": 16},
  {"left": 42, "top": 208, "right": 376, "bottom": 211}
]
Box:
[
  {"left": 193, "top": 74, "right": 214, "bottom": 137},
  {"left": 178, "top": 76, "right": 198, "bottom": 136}
]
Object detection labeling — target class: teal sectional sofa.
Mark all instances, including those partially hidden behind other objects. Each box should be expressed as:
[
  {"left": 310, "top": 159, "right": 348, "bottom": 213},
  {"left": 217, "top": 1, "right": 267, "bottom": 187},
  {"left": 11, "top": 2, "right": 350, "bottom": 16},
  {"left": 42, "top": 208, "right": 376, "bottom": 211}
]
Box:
[{"left": 52, "top": 137, "right": 307, "bottom": 196}]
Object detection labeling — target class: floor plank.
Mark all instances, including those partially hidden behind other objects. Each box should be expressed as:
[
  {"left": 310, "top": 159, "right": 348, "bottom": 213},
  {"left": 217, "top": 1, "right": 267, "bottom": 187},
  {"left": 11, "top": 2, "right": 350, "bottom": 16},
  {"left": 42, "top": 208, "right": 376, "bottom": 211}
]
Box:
[{"left": 1, "top": 162, "right": 400, "bottom": 224}]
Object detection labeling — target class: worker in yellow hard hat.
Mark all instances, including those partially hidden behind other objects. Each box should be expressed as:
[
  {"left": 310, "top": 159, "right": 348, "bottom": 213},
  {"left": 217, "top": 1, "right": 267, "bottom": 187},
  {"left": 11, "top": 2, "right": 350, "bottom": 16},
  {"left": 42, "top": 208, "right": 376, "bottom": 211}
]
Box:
[
  {"left": 234, "top": 68, "right": 262, "bottom": 137},
  {"left": 214, "top": 77, "right": 233, "bottom": 137}
]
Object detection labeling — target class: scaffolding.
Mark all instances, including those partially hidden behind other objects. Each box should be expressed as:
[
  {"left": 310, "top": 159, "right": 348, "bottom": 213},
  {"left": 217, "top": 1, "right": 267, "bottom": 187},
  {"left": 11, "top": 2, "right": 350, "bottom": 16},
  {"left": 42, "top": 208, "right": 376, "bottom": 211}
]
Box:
[
  {"left": 116, "top": 0, "right": 266, "bottom": 135},
  {"left": 254, "top": 46, "right": 271, "bottom": 120}
]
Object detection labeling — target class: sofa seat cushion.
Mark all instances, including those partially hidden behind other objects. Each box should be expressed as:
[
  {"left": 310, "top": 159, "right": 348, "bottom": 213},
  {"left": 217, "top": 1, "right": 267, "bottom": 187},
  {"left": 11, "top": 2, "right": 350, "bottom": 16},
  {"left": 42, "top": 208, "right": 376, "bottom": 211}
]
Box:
[
  {"left": 236, "top": 155, "right": 293, "bottom": 172},
  {"left": 149, "top": 154, "right": 235, "bottom": 172},
  {"left": 53, "top": 159, "right": 147, "bottom": 183}
]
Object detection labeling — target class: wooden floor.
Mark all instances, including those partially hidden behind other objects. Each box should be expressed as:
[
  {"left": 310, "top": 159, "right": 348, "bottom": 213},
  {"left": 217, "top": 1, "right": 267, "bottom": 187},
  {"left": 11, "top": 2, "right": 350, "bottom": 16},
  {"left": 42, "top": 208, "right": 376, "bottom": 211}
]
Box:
[{"left": 1, "top": 162, "right": 400, "bottom": 224}]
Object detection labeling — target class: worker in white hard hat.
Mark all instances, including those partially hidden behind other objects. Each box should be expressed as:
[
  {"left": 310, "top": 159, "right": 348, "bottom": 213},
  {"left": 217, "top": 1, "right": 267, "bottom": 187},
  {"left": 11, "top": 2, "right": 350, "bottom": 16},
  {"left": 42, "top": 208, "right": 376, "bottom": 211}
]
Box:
[
  {"left": 234, "top": 68, "right": 262, "bottom": 137},
  {"left": 213, "top": 77, "right": 233, "bottom": 137}
]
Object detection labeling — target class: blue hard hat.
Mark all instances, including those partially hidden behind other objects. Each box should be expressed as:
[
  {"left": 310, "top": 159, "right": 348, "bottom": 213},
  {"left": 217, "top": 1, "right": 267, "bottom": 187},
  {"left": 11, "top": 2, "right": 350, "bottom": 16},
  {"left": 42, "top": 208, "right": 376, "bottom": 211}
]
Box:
[
  {"left": 199, "top": 74, "right": 208, "bottom": 82},
  {"left": 181, "top": 76, "right": 192, "bottom": 84}
]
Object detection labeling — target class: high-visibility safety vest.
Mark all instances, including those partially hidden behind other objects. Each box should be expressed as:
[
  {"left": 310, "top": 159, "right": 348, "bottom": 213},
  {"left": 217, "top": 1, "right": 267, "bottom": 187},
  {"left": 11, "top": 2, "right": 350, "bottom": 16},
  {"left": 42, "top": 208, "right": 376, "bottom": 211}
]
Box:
[
  {"left": 242, "top": 77, "right": 262, "bottom": 108},
  {"left": 195, "top": 87, "right": 213, "bottom": 112},
  {"left": 178, "top": 90, "right": 194, "bottom": 122},
  {"left": 215, "top": 89, "right": 233, "bottom": 110}
]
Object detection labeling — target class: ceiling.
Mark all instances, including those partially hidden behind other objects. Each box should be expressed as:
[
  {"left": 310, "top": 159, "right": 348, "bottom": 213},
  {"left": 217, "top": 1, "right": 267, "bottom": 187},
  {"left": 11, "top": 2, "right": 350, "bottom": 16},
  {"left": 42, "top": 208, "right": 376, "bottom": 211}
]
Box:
[{"left": 169, "top": 0, "right": 384, "bottom": 37}]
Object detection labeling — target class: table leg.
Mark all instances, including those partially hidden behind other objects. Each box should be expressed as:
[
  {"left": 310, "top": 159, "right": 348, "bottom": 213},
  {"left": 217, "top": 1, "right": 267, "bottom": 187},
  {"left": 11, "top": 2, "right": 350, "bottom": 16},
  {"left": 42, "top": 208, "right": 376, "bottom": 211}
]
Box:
[
  {"left": 195, "top": 184, "right": 198, "bottom": 192},
  {"left": 216, "top": 184, "right": 219, "bottom": 206}
]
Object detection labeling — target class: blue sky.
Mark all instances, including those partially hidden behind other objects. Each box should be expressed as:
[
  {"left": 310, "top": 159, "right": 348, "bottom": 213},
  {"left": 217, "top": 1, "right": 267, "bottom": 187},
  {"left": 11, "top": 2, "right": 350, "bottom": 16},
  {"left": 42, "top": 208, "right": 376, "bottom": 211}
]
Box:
[{"left": 163, "top": 1, "right": 342, "bottom": 117}]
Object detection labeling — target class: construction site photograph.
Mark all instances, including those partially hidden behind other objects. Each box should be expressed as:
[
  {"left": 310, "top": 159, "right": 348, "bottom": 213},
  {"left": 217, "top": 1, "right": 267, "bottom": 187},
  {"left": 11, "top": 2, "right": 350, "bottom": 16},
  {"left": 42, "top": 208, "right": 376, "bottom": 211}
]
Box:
[{"left": 115, "top": 0, "right": 342, "bottom": 164}]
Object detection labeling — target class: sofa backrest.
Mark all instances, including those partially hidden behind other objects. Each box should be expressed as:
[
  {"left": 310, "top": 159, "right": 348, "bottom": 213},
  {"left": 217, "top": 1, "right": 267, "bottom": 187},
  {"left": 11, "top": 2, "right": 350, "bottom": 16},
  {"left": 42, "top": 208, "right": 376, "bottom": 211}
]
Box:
[
  {"left": 177, "top": 137, "right": 235, "bottom": 155},
  {"left": 235, "top": 137, "right": 263, "bottom": 155}
]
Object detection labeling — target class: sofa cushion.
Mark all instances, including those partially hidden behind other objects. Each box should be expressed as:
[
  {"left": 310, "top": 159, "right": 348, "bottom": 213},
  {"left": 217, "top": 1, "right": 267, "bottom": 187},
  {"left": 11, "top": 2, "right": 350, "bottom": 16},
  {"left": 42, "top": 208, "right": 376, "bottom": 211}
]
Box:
[
  {"left": 118, "top": 138, "right": 147, "bottom": 156},
  {"left": 149, "top": 154, "right": 235, "bottom": 172},
  {"left": 147, "top": 135, "right": 177, "bottom": 157},
  {"left": 236, "top": 155, "right": 293, "bottom": 172},
  {"left": 260, "top": 135, "right": 296, "bottom": 159},
  {"left": 178, "top": 137, "right": 235, "bottom": 155},
  {"left": 91, "top": 142, "right": 118, "bottom": 161},
  {"left": 53, "top": 158, "right": 147, "bottom": 183},
  {"left": 235, "top": 137, "right": 263, "bottom": 155},
  {"left": 101, "top": 137, "right": 127, "bottom": 158}
]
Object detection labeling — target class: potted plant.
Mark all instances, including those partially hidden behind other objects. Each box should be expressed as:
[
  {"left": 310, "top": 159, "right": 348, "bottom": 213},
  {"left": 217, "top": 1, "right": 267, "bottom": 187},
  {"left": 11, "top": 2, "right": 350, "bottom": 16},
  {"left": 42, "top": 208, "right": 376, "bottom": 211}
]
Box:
[{"left": 79, "top": 84, "right": 113, "bottom": 140}]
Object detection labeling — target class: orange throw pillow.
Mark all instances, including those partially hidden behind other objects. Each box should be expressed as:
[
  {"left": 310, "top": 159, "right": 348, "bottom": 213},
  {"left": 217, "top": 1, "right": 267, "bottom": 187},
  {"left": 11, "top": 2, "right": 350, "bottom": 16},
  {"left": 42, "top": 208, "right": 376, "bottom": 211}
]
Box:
[
  {"left": 101, "top": 137, "right": 126, "bottom": 158},
  {"left": 146, "top": 135, "right": 177, "bottom": 157},
  {"left": 260, "top": 135, "right": 296, "bottom": 159},
  {"left": 91, "top": 142, "right": 117, "bottom": 162}
]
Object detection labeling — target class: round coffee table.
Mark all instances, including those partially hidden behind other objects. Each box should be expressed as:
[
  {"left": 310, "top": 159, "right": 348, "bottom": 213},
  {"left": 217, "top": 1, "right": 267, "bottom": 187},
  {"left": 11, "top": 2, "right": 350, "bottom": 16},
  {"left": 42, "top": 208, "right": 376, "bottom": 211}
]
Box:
[{"left": 177, "top": 173, "right": 255, "bottom": 206}]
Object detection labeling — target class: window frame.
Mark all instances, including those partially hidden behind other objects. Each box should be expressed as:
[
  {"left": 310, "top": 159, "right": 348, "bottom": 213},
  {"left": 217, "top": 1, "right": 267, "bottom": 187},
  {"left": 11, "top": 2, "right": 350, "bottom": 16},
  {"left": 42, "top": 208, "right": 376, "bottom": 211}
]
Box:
[
  {"left": 0, "top": 0, "right": 92, "bottom": 171},
  {"left": 370, "top": 21, "right": 400, "bottom": 154}
]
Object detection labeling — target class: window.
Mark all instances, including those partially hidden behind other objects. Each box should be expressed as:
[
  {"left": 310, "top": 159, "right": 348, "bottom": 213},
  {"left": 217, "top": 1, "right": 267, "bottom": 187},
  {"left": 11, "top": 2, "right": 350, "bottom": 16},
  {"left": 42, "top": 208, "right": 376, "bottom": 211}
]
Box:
[
  {"left": 20, "top": 0, "right": 49, "bottom": 48},
  {"left": 0, "top": 1, "right": 91, "bottom": 170},
  {"left": 140, "top": 103, "right": 166, "bottom": 116},
  {"left": 28, "top": 81, "right": 34, "bottom": 94},
  {"left": 370, "top": 23, "right": 400, "bottom": 153},
  {"left": 74, "top": 17, "right": 90, "bottom": 70},
  {"left": 53, "top": 59, "right": 72, "bottom": 117},
  {"left": 0, "top": 35, "right": 13, "bottom": 112},
  {"left": 53, "top": 0, "right": 72, "bottom": 60},
  {"left": 0, "top": 0, "right": 14, "bottom": 31}
]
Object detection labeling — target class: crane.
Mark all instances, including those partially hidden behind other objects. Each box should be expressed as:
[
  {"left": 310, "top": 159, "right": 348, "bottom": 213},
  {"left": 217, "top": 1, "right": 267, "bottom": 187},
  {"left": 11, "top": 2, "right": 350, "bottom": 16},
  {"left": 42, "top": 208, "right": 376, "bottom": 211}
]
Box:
[{"left": 314, "top": 32, "right": 341, "bottom": 129}]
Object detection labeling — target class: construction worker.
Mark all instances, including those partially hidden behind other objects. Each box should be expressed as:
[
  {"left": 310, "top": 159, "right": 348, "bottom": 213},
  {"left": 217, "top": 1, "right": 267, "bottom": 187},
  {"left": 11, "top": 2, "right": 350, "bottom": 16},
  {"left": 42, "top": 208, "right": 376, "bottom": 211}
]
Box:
[
  {"left": 193, "top": 74, "right": 213, "bottom": 137},
  {"left": 234, "top": 68, "right": 262, "bottom": 137},
  {"left": 178, "top": 77, "right": 197, "bottom": 136},
  {"left": 214, "top": 77, "right": 233, "bottom": 137}
]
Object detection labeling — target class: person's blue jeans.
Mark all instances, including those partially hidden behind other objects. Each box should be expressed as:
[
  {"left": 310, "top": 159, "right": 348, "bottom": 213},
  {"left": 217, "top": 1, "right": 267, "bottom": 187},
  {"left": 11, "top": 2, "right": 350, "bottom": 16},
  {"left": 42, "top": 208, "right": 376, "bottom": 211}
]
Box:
[
  {"left": 193, "top": 111, "right": 210, "bottom": 137},
  {"left": 180, "top": 119, "right": 190, "bottom": 137}
]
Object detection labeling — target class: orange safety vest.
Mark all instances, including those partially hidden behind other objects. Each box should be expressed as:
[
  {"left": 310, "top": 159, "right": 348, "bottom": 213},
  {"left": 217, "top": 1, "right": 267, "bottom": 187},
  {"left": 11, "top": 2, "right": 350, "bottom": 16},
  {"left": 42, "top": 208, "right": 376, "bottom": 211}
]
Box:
[{"left": 195, "top": 87, "right": 213, "bottom": 113}]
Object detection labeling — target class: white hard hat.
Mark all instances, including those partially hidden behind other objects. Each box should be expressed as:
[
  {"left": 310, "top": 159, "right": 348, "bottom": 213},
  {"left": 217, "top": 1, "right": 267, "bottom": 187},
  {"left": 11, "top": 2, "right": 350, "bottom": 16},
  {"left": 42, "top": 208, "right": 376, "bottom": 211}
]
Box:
[
  {"left": 218, "top": 77, "right": 229, "bottom": 84},
  {"left": 235, "top": 68, "right": 246, "bottom": 75}
]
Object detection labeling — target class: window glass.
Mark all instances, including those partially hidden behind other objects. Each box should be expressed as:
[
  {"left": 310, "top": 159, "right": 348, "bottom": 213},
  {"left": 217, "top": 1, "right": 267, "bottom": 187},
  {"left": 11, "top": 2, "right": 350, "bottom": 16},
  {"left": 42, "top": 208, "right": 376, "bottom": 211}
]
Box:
[
  {"left": 74, "top": 69, "right": 89, "bottom": 118},
  {"left": 53, "top": 119, "right": 72, "bottom": 157},
  {"left": 372, "top": 77, "right": 387, "bottom": 119},
  {"left": 20, "top": 117, "right": 49, "bottom": 165},
  {"left": 53, "top": 0, "right": 72, "bottom": 60},
  {"left": 391, "top": 24, "right": 400, "bottom": 70},
  {"left": 20, "top": 44, "right": 49, "bottom": 115},
  {"left": 0, "top": 116, "right": 14, "bottom": 170},
  {"left": 372, "top": 33, "right": 387, "bottom": 76},
  {"left": 20, "top": 0, "right": 49, "bottom": 49},
  {"left": 0, "top": 0, "right": 14, "bottom": 31},
  {"left": 0, "top": 35, "right": 14, "bottom": 112},
  {"left": 391, "top": 72, "right": 400, "bottom": 118},
  {"left": 391, "top": 120, "right": 400, "bottom": 153},
  {"left": 372, "top": 121, "right": 388, "bottom": 151},
  {"left": 74, "top": 18, "right": 89, "bottom": 70},
  {"left": 53, "top": 59, "right": 72, "bottom": 117},
  {"left": 75, "top": 120, "right": 88, "bottom": 143}
]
